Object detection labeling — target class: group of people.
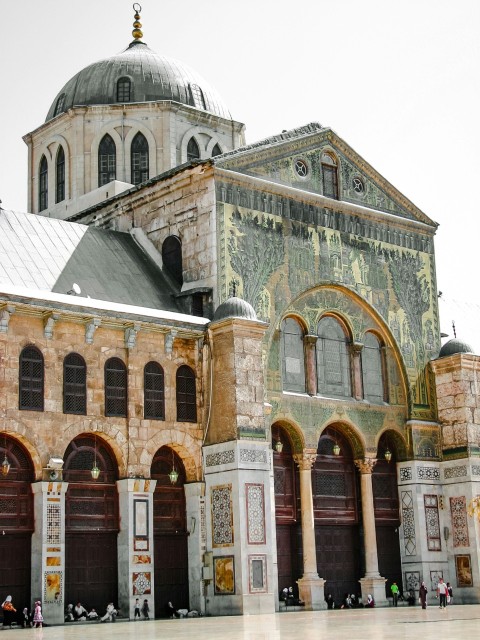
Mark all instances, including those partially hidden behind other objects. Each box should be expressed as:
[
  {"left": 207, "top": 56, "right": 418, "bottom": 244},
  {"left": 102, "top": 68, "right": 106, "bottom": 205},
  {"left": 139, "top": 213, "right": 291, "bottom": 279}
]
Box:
[
  {"left": 325, "top": 593, "right": 374, "bottom": 609},
  {"left": 391, "top": 578, "right": 453, "bottom": 610},
  {"left": 2, "top": 596, "right": 43, "bottom": 628},
  {"left": 65, "top": 602, "right": 100, "bottom": 622}
]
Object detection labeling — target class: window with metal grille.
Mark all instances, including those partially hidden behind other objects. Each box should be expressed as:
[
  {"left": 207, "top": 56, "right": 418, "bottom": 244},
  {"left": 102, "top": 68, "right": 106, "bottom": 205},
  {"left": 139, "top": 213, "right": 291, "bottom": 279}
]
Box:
[
  {"left": 56, "top": 145, "right": 65, "bottom": 203},
  {"left": 131, "top": 132, "right": 149, "bottom": 185},
  {"left": 189, "top": 83, "right": 206, "bottom": 110},
  {"left": 39, "top": 155, "right": 48, "bottom": 211},
  {"left": 176, "top": 365, "right": 197, "bottom": 422},
  {"left": 53, "top": 93, "right": 66, "bottom": 118},
  {"left": 19, "top": 346, "right": 44, "bottom": 411},
  {"left": 187, "top": 137, "right": 200, "bottom": 161},
  {"left": 316, "top": 316, "right": 351, "bottom": 398},
  {"left": 144, "top": 361, "right": 165, "bottom": 420},
  {"left": 281, "top": 317, "right": 306, "bottom": 393},
  {"left": 162, "top": 235, "right": 183, "bottom": 286},
  {"left": 105, "top": 357, "right": 127, "bottom": 417},
  {"left": 321, "top": 152, "right": 339, "bottom": 199},
  {"left": 362, "top": 332, "right": 387, "bottom": 403},
  {"left": 117, "top": 77, "right": 132, "bottom": 102},
  {"left": 212, "top": 143, "right": 222, "bottom": 157},
  {"left": 63, "top": 353, "right": 87, "bottom": 415},
  {"left": 98, "top": 134, "right": 116, "bottom": 186}
]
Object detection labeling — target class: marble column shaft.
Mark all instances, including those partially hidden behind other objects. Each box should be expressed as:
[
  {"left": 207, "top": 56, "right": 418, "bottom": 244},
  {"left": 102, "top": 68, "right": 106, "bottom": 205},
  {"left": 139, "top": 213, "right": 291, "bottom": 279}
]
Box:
[
  {"left": 293, "top": 451, "right": 318, "bottom": 577},
  {"left": 355, "top": 458, "right": 380, "bottom": 577}
]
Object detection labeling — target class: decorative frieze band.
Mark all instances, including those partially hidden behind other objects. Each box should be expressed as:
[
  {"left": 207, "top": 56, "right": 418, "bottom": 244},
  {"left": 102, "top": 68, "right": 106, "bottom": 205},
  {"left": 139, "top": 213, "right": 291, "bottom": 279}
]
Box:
[{"left": 205, "top": 450, "right": 235, "bottom": 467}]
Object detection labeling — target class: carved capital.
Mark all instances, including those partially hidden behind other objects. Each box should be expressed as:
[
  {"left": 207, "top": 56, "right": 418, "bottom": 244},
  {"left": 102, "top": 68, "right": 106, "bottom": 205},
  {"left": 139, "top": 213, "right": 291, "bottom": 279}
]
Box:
[
  {"left": 350, "top": 341, "right": 364, "bottom": 355},
  {"left": 165, "top": 329, "right": 177, "bottom": 354},
  {"left": 85, "top": 318, "right": 101, "bottom": 344},
  {"left": 293, "top": 450, "right": 317, "bottom": 471},
  {"left": 125, "top": 323, "right": 140, "bottom": 349},
  {"left": 355, "top": 458, "right": 377, "bottom": 474},
  {"left": 0, "top": 305, "right": 15, "bottom": 333},
  {"left": 304, "top": 334, "right": 318, "bottom": 346},
  {"left": 43, "top": 312, "right": 59, "bottom": 339}
]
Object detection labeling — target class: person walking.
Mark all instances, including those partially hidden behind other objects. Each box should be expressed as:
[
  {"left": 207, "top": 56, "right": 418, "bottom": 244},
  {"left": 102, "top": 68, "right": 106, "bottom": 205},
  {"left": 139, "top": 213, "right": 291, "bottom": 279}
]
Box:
[
  {"left": 446, "top": 582, "right": 453, "bottom": 605},
  {"left": 2, "top": 596, "right": 17, "bottom": 628},
  {"left": 134, "top": 598, "right": 141, "bottom": 620},
  {"left": 33, "top": 601, "right": 43, "bottom": 628},
  {"left": 141, "top": 599, "right": 150, "bottom": 620},
  {"left": 391, "top": 582, "right": 399, "bottom": 606},
  {"left": 419, "top": 582, "right": 428, "bottom": 609},
  {"left": 437, "top": 578, "right": 448, "bottom": 609}
]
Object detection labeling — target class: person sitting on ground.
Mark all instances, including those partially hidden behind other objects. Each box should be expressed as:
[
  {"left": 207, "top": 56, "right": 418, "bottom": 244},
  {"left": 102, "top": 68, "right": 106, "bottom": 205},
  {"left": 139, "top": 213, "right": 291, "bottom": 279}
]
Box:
[
  {"left": 2, "top": 596, "right": 17, "bottom": 628},
  {"left": 74, "top": 602, "right": 88, "bottom": 621},
  {"left": 366, "top": 594, "right": 375, "bottom": 608},
  {"left": 165, "top": 601, "right": 179, "bottom": 618},
  {"left": 100, "top": 602, "right": 117, "bottom": 622},
  {"left": 87, "top": 608, "right": 98, "bottom": 620},
  {"left": 340, "top": 593, "right": 352, "bottom": 609},
  {"left": 65, "top": 604, "right": 74, "bottom": 622}
]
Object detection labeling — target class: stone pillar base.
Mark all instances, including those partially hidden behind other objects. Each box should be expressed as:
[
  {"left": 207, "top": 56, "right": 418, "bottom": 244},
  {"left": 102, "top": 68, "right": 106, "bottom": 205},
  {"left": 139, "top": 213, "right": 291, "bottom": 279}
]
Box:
[
  {"left": 359, "top": 576, "right": 387, "bottom": 607},
  {"left": 297, "top": 576, "right": 327, "bottom": 610}
]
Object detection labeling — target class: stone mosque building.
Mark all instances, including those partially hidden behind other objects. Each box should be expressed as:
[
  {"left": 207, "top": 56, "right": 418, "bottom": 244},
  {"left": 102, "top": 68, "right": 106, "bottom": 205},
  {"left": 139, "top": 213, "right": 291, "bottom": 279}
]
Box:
[{"left": 1, "top": 5, "right": 480, "bottom": 624}]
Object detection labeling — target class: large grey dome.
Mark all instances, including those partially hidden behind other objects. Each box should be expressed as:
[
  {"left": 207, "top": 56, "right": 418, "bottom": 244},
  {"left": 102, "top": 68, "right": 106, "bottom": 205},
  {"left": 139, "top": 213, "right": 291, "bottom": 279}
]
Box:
[
  {"left": 46, "top": 41, "right": 231, "bottom": 122},
  {"left": 438, "top": 338, "right": 474, "bottom": 358},
  {"left": 213, "top": 297, "right": 257, "bottom": 322}
]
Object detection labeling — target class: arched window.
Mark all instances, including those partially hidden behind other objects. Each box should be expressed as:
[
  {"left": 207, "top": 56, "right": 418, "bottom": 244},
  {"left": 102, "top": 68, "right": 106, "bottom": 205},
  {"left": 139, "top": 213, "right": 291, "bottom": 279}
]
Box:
[
  {"left": 316, "top": 316, "right": 351, "bottom": 398},
  {"left": 362, "top": 332, "right": 387, "bottom": 404},
  {"left": 117, "top": 77, "right": 132, "bottom": 102},
  {"left": 105, "top": 357, "right": 127, "bottom": 417},
  {"left": 39, "top": 155, "right": 48, "bottom": 212},
  {"left": 187, "top": 137, "right": 200, "bottom": 162},
  {"left": 131, "top": 132, "right": 149, "bottom": 185},
  {"left": 162, "top": 235, "right": 183, "bottom": 286},
  {"left": 281, "top": 317, "right": 306, "bottom": 393},
  {"left": 19, "top": 346, "right": 44, "bottom": 411},
  {"left": 98, "top": 134, "right": 116, "bottom": 187},
  {"left": 144, "top": 361, "right": 165, "bottom": 420},
  {"left": 56, "top": 146, "right": 65, "bottom": 203},
  {"left": 176, "top": 365, "right": 197, "bottom": 422},
  {"left": 189, "top": 84, "right": 206, "bottom": 110},
  {"left": 212, "top": 143, "right": 222, "bottom": 157},
  {"left": 63, "top": 353, "right": 87, "bottom": 415},
  {"left": 53, "top": 93, "right": 66, "bottom": 118},
  {"left": 321, "top": 152, "right": 339, "bottom": 200}
]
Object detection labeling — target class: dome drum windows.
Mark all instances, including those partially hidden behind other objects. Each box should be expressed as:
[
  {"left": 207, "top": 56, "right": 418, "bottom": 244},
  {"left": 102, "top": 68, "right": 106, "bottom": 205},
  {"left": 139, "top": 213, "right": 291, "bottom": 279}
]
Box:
[
  {"left": 189, "top": 84, "right": 206, "bottom": 110},
  {"left": 56, "top": 146, "right": 65, "bottom": 203},
  {"left": 117, "top": 77, "right": 132, "bottom": 103},
  {"left": 39, "top": 155, "right": 48, "bottom": 212},
  {"left": 53, "top": 93, "right": 66, "bottom": 118},
  {"left": 211, "top": 143, "right": 222, "bottom": 158},
  {"left": 98, "top": 134, "right": 116, "bottom": 187},
  {"left": 187, "top": 137, "right": 201, "bottom": 162},
  {"left": 131, "top": 132, "right": 149, "bottom": 185}
]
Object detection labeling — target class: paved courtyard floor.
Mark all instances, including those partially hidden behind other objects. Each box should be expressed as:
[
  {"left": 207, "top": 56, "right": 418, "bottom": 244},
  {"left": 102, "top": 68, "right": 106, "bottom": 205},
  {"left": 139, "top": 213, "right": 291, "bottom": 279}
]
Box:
[{"left": 2, "top": 604, "right": 479, "bottom": 640}]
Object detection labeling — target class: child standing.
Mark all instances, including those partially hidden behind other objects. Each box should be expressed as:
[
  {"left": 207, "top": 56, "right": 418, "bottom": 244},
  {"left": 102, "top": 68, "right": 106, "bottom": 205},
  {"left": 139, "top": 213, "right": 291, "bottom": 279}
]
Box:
[
  {"left": 141, "top": 599, "right": 150, "bottom": 620},
  {"left": 134, "top": 598, "right": 141, "bottom": 620},
  {"left": 33, "top": 601, "right": 43, "bottom": 628}
]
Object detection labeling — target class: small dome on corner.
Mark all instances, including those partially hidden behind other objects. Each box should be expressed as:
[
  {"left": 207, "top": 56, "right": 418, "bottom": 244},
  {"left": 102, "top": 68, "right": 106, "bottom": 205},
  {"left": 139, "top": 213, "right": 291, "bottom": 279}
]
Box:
[
  {"left": 438, "top": 338, "right": 474, "bottom": 358},
  {"left": 213, "top": 297, "right": 257, "bottom": 322}
]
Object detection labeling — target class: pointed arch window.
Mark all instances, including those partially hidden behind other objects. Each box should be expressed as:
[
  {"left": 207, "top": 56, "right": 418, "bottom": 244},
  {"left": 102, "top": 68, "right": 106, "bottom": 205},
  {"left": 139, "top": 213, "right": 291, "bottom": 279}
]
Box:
[
  {"left": 64, "top": 353, "right": 87, "bottom": 415},
  {"left": 187, "top": 137, "right": 200, "bottom": 162},
  {"left": 362, "top": 332, "right": 387, "bottom": 403},
  {"left": 316, "top": 316, "right": 351, "bottom": 398},
  {"left": 98, "top": 134, "right": 116, "bottom": 187},
  {"left": 162, "top": 235, "right": 183, "bottom": 286},
  {"left": 176, "top": 365, "right": 197, "bottom": 422},
  {"left": 39, "top": 155, "right": 48, "bottom": 212},
  {"left": 212, "top": 143, "right": 222, "bottom": 157},
  {"left": 117, "top": 77, "right": 132, "bottom": 102},
  {"left": 131, "top": 132, "right": 149, "bottom": 185},
  {"left": 281, "top": 317, "right": 306, "bottom": 393},
  {"left": 144, "top": 361, "right": 165, "bottom": 420},
  {"left": 105, "top": 357, "right": 127, "bottom": 417},
  {"left": 56, "top": 146, "right": 65, "bottom": 203},
  {"left": 321, "top": 152, "right": 339, "bottom": 200},
  {"left": 19, "top": 346, "right": 44, "bottom": 411}
]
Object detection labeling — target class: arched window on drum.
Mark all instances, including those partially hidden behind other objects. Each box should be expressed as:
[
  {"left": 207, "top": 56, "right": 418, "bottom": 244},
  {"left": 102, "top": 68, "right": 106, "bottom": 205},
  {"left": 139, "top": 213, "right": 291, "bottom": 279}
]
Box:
[
  {"left": 316, "top": 316, "right": 351, "bottom": 399},
  {"left": 362, "top": 332, "right": 387, "bottom": 403},
  {"left": 281, "top": 317, "right": 306, "bottom": 393}
]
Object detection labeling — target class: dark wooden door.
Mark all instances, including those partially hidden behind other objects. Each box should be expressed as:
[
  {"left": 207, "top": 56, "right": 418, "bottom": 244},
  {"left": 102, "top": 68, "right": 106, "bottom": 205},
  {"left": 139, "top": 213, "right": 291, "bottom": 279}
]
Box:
[
  {"left": 65, "top": 532, "right": 118, "bottom": 610},
  {"left": 0, "top": 533, "right": 31, "bottom": 618},
  {"left": 376, "top": 526, "right": 402, "bottom": 594},
  {"left": 154, "top": 533, "right": 189, "bottom": 614},
  {"left": 315, "top": 525, "right": 362, "bottom": 602}
]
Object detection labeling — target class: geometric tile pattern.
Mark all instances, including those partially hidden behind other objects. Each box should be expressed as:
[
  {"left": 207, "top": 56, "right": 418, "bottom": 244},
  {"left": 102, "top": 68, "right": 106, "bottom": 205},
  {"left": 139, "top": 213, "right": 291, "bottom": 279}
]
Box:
[
  {"left": 451, "top": 496, "right": 469, "bottom": 547},
  {"left": 405, "top": 571, "right": 420, "bottom": 592},
  {"left": 132, "top": 571, "right": 151, "bottom": 595},
  {"left": 417, "top": 467, "right": 440, "bottom": 481},
  {"left": 206, "top": 450, "right": 235, "bottom": 467},
  {"left": 46, "top": 503, "right": 61, "bottom": 544},
  {"left": 430, "top": 569, "right": 443, "bottom": 592},
  {"left": 472, "top": 465, "right": 480, "bottom": 476},
  {"left": 200, "top": 496, "right": 207, "bottom": 549},
  {"left": 444, "top": 465, "right": 467, "bottom": 479},
  {"left": 240, "top": 449, "right": 267, "bottom": 464},
  {"left": 400, "top": 467, "right": 412, "bottom": 481},
  {"left": 401, "top": 490, "right": 416, "bottom": 555},
  {"left": 211, "top": 484, "right": 234, "bottom": 547},
  {"left": 246, "top": 484, "right": 265, "bottom": 544},
  {"left": 424, "top": 494, "right": 441, "bottom": 551}
]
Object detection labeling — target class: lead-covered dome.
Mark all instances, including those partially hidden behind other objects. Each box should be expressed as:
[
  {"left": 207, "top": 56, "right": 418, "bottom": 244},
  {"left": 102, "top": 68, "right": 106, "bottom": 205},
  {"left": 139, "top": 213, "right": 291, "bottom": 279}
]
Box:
[
  {"left": 438, "top": 338, "right": 474, "bottom": 358},
  {"left": 46, "top": 40, "right": 231, "bottom": 122},
  {"left": 213, "top": 297, "right": 258, "bottom": 322}
]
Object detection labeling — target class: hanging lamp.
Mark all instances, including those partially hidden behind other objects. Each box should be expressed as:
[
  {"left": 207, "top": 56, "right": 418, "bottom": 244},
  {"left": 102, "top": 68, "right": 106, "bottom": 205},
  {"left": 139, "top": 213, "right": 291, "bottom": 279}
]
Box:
[
  {"left": 1, "top": 431, "right": 10, "bottom": 477},
  {"left": 332, "top": 427, "right": 340, "bottom": 456},
  {"left": 169, "top": 450, "right": 179, "bottom": 485},
  {"left": 91, "top": 435, "right": 100, "bottom": 480}
]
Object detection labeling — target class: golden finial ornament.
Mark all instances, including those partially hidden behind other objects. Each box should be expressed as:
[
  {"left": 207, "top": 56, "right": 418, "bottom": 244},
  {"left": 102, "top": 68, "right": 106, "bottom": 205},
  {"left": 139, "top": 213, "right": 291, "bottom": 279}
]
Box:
[{"left": 132, "top": 3, "right": 143, "bottom": 40}]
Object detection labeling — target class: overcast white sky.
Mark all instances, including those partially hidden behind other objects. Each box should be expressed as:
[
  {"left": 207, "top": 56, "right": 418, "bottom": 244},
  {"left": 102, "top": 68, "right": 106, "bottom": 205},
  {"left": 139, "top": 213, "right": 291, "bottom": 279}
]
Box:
[{"left": 1, "top": 0, "right": 479, "bottom": 348}]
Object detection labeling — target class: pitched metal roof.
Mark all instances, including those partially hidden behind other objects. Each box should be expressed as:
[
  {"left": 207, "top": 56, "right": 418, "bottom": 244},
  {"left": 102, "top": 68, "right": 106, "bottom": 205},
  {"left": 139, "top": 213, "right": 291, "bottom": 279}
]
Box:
[{"left": 0, "top": 209, "right": 181, "bottom": 313}]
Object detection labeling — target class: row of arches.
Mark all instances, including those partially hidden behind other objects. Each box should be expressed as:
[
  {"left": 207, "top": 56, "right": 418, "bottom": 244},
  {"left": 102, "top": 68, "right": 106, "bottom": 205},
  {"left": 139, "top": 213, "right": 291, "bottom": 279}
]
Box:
[
  {"left": 273, "top": 423, "right": 402, "bottom": 602},
  {"left": 18, "top": 346, "right": 197, "bottom": 423},
  {"left": 282, "top": 315, "right": 388, "bottom": 403},
  {"left": 0, "top": 435, "right": 189, "bottom": 617}
]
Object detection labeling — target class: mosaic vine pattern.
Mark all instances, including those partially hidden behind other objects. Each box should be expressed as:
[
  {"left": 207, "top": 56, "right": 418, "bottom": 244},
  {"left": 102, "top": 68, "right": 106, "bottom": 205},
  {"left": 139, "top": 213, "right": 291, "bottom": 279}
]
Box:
[
  {"left": 424, "top": 495, "right": 441, "bottom": 551},
  {"left": 450, "top": 496, "right": 469, "bottom": 547},
  {"left": 246, "top": 484, "right": 265, "bottom": 544},
  {"left": 211, "top": 484, "right": 234, "bottom": 547},
  {"left": 401, "top": 490, "right": 416, "bottom": 555}
]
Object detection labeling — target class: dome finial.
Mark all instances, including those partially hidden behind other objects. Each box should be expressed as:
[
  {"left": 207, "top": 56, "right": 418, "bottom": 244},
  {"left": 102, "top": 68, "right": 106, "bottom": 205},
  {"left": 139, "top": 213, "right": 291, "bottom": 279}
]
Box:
[{"left": 132, "top": 3, "right": 143, "bottom": 41}]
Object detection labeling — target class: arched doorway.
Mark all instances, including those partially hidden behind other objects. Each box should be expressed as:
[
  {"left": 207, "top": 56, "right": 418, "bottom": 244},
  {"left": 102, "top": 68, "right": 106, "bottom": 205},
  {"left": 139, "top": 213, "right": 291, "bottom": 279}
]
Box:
[
  {"left": 0, "top": 436, "right": 34, "bottom": 615},
  {"left": 314, "top": 427, "right": 363, "bottom": 603},
  {"left": 374, "top": 433, "right": 402, "bottom": 596},
  {"left": 272, "top": 425, "right": 302, "bottom": 596},
  {"left": 63, "top": 435, "right": 119, "bottom": 610},
  {"left": 151, "top": 446, "right": 188, "bottom": 616}
]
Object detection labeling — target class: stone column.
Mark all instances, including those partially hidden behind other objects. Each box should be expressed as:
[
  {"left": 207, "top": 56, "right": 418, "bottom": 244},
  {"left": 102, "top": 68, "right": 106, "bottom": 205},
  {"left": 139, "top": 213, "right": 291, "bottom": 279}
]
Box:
[
  {"left": 304, "top": 335, "right": 318, "bottom": 396},
  {"left": 355, "top": 458, "right": 387, "bottom": 605},
  {"left": 293, "top": 451, "right": 326, "bottom": 610},
  {"left": 116, "top": 478, "right": 157, "bottom": 619},
  {"left": 31, "top": 480, "right": 68, "bottom": 626},
  {"left": 350, "top": 342, "right": 364, "bottom": 400},
  {"left": 184, "top": 482, "right": 206, "bottom": 614}
]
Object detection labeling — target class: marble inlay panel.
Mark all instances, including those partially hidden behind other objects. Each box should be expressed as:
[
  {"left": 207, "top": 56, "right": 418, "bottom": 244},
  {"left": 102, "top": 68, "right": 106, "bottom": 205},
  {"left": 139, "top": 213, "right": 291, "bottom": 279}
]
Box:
[
  {"left": 211, "top": 484, "right": 234, "bottom": 547},
  {"left": 246, "top": 484, "right": 265, "bottom": 544},
  {"left": 424, "top": 494, "right": 441, "bottom": 551},
  {"left": 451, "top": 496, "right": 469, "bottom": 547}
]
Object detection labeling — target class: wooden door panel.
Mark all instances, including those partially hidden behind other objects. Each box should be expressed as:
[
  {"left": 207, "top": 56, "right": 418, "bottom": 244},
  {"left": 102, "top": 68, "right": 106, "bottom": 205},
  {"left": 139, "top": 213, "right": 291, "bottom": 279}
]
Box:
[
  {"left": 315, "top": 525, "right": 362, "bottom": 603},
  {"left": 154, "top": 533, "right": 188, "bottom": 616},
  {"left": 0, "top": 534, "right": 31, "bottom": 616}
]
